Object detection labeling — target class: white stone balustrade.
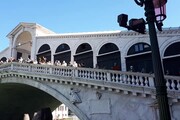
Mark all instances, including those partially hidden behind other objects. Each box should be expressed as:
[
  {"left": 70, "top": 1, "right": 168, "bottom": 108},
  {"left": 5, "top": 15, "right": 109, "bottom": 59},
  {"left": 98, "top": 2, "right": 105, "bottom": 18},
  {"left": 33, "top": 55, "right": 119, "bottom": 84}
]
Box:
[{"left": 0, "top": 62, "right": 180, "bottom": 92}]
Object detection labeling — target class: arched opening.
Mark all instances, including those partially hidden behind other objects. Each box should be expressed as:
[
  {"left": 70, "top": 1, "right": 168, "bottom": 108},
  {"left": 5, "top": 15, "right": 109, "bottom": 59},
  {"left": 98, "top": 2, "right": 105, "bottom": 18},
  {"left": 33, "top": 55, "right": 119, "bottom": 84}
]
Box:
[
  {"left": 97, "top": 43, "right": 121, "bottom": 70},
  {"left": 54, "top": 43, "right": 71, "bottom": 64},
  {"left": 74, "top": 43, "right": 93, "bottom": 68},
  {"left": 15, "top": 31, "right": 32, "bottom": 60},
  {"left": 37, "top": 44, "right": 51, "bottom": 63},
  {"left": 163, "top": 42, "right": 180, "bottom": 76},
  {"left": 0, "top": 77, "right": 87, "bottom": 120},
  {"left": 126, "top": 42, "right": 152, "bottom": 73},
  {"left": 0, "top": 83, "right": 60, "bottom": 119},
  {"left": 0, "top": 57, "right": 7, "bottom": 62}
]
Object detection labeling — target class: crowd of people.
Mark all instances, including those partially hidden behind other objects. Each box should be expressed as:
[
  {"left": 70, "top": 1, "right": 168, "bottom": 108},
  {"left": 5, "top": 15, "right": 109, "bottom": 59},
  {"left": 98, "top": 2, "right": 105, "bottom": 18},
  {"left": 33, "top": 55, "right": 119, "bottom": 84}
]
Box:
[
  {"left": 0, "top": 56, "right": 120, "bottom": 71},
  {"left": 0, "top": 56, "right": 80, "bottom": 68}
]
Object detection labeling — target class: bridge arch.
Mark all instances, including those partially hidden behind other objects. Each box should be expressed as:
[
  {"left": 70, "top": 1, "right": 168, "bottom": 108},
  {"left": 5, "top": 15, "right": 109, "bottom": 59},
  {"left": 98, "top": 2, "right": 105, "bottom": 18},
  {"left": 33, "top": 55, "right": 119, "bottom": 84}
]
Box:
[{"left": 0, "top": 76, "right": 89, "bottom": 120}]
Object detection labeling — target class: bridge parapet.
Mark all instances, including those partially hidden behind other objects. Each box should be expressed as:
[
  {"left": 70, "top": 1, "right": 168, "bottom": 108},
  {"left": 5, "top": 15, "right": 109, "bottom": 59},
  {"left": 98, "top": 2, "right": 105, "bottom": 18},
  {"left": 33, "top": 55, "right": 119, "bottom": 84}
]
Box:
[{"left": 0, "top": 62, "right": 180, "bottom": 100}]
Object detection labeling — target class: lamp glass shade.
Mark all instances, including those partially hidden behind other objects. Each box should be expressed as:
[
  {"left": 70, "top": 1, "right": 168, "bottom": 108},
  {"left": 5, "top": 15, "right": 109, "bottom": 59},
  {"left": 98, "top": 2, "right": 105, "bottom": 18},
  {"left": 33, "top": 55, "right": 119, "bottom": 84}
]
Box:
[
  {"left": 153, "top": 0, "right": 167, "bottom": 8},
  {"left": 155, "top": 4, "right": 166, "bottom": 22}
]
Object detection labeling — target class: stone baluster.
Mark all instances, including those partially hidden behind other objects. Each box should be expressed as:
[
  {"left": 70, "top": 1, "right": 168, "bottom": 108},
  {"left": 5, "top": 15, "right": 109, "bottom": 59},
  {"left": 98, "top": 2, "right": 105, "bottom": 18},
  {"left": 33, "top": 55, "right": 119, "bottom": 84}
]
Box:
[
  {"left": 127, "top": 75, "right": 131, "bottom": 84},
  {"left": 135, "top": 75, "right": 140, "bottom": 85},
  {"left": 166, "top": 79, "right": 170, "bottom": 90},
  {"left": 132, "top": 75, "right": 135, "bottom": 85},
  {"left": 11, "top": 63, "right": 14, "bottom": 71},
  {"left": 66, "top": 69, "right": 69, "bottom": 76},
  {"left": 96, "top": 72, "right": 99, "bottom": 80},
  {"left": 103, "top": 72, "right": 106, "bottom": 81},
  {"left": 93, "top": 71, "right": 96, "bottom": 80},
  {"left": 90, "top": 71, "right": 93, "bottom": 79},
  {"left": 116, "top": 73, "right": 119, "bottom": 82},
  {"left": 139, "top": 76, "right": 143, "bottom": 86},
  {"left": 84, "top": 70, "right": 87, "bottom": 78},
  {"left": 77, "top": 70, "right": 81, "bottom": 77},
  {"left": 100, "top": 72, "right": 103, "bottom": 80},
  {"left": 119, "top": 74, "right": 123, "bottom": 83},
  {"left": 28, "top": 65, "right": 32, "bottom": 72},
  {"left": 111, "top": 73, "right": 115, "bottom": 82},
  {"left": 177, "top": 81, "right": 180, "bottom": 90},
  {"left": 149, "top": 76, "right": 155, "bottom": 87},
  {"left": 171, "top": 79, "right": 176, "bottom": 90},
  {"left": 123, "top": 74, "right": 127, "bottom": 84},
  {"left": 106, "top": 72, "right": 111, "bottom": 82},
  {"left": 49, "top": 67, "right": 52, "bottom": 74},
  {"left": 144, "top": 77, "right": 149, "bottom": 87},
  {"left": 73, "top": 69, "right": 78, "bottom": 77},
  {"left": 87, "top": 71, "right": 90, "bottom": 79}
]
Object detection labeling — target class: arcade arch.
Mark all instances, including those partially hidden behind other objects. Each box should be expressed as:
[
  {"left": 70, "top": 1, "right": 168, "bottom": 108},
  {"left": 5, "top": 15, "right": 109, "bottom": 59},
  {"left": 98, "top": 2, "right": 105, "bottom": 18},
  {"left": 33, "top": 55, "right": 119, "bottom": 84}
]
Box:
[
  {"left": 97, "top": 43, "right": 121, "bottom": 70},
  {"left": 37, "top": 44, "right": 51, "bottom": 63},
  {"left": 0, "top": 57, "right": 7, "bottom": 62},
  {"left": 74, "top": 43, "right": 93, "bottom": 68},
  {"left": 54, "top": 43, "right": 71, "bottom": 64},
  {"left": 163, "top": 42, "right": 180, "bottom": 76},
  {"left": 126, "top": 42, "right": 152, "bottom": 73}
]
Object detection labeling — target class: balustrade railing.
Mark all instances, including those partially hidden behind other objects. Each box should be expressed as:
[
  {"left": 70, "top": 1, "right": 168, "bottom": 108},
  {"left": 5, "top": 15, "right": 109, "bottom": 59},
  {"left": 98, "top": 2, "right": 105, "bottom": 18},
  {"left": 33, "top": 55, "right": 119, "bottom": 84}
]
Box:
[{"left": 0, "top": 62, "right": 180, "bottom": 91}]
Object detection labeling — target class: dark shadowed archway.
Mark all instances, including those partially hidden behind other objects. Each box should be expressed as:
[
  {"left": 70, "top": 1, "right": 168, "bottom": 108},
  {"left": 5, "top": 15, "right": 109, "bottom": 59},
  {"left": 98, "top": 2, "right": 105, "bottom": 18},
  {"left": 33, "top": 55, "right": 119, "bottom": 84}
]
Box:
[
  {"left": 54, "top": 43, "right": 71, "bottom": 64},
  {"left": 97, "top": 43, "right": 121, "bottom": 70},
  {"left": 126, "top": 42, "right": 152, "bottom": 73},
  {"left": 37, "top": 44, "right": 51, "bottom": 63},
  {"left": 0, "top": 75, "right": 88, "bottom": 120},
  {"left": 74, "top": 43, "right": 93, "bottom": 68},
  {"left": 163, "top": 42, "right": 180, "bottom": 76},
  {"left": 0, "top": 83, "right": 60, "bottom": 120},
  {"left": 1, "top": 57, "right": 7, "bottom": 62}
]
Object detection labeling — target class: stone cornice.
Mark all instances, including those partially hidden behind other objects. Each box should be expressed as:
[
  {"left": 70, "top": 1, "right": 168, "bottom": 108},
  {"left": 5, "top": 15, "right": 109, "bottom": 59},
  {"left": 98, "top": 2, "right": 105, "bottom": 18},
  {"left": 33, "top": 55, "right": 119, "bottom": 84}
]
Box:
[{"left": 36, "top": 27, "right": 180, "bottom": 40}]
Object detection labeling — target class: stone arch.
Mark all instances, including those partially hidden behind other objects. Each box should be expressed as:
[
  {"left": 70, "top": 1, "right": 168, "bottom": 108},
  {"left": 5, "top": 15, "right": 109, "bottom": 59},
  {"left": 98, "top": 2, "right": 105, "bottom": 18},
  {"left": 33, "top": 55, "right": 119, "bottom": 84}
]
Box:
[
  {"left": 160, "top": 38, "right": 180, "bottom": 58},
  {"left": 74, "top": 43, "right": 93, "bottom": 68},
  {"left": 95, "top": 41, "right": 121, "bottom": 57},
  {"left": 0, "top": 57, "right": 7, "bottom": 62},
  {"left": 126, "top": 42, "right": 152, "bottom": 73},
  {"left": 122, "top": 38, "right": 150, "bottom": 58},
  {"left": 163, "top": 41, "right": 180, "bottom": 76},
  {"left": 0, "top": 77, "right": 89, "bottom": 120},
  {"left": 37, "top": 44, "right": 51, "bottom": 63},
  {"left": 13, "top": 31, "right": 32, "bottom": 60},
  {"left": 54, "top": 43, "right": 71, "bottom": 64},
  {"left": 97, "top": 43, "right": 121, "bottom": 70}
]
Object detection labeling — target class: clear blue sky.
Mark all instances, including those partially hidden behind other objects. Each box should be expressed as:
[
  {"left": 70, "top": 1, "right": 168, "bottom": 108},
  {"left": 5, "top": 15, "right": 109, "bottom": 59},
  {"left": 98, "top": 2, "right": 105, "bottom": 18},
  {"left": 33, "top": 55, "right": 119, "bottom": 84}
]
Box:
[{"left": 0, "top": 0, "right": 179, "bottom": 51}]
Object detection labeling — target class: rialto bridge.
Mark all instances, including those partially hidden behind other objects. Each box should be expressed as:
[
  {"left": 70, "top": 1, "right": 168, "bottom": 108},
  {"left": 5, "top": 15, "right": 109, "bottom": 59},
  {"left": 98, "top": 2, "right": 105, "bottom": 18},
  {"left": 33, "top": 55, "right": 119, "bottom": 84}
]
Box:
[{"left": 0, "top": 62, "right": 180, "bottom": 120}]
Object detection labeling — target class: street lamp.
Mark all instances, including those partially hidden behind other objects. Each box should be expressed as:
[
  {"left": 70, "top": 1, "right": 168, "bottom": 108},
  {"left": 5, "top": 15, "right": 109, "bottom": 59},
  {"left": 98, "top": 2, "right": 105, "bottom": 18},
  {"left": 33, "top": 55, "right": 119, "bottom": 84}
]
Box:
[{"left": 118, "top": 0, "right": 171, "bottom": 120}]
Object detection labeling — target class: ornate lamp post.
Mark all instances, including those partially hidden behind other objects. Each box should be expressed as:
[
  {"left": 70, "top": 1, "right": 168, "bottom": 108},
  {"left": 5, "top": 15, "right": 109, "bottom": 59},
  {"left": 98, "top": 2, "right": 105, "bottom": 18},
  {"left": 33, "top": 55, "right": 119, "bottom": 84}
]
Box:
[
  {"left": 143, "top": 0, "right": 171, "bottom": 120},
  {"left": 118, "top": 0, "right": 171, "bottom": 120}
]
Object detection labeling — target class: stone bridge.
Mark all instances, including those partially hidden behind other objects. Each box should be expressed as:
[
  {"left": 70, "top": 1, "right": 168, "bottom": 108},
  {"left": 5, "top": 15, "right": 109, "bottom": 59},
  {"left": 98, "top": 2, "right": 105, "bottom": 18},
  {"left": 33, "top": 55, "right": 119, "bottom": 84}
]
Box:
[{"left": 0, "top": 62, "right": 180, "bottom": 120}]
